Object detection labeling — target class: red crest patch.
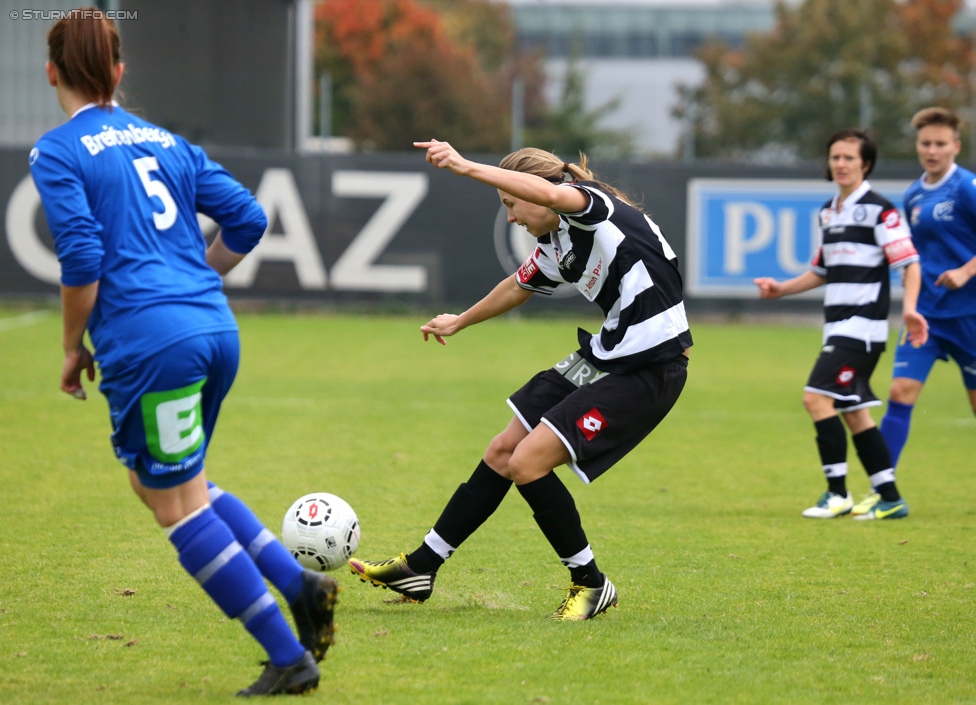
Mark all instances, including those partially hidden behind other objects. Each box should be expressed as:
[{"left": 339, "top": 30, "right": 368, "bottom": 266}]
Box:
[
  {"left": 576, "top": 408, "right": 607, "bottom": 441},
  {"left": 882, "top": 208, "right": 901, "bottom": 229},
  {"left": 837, "top": 366, "right": 855, "bottom": 386}
]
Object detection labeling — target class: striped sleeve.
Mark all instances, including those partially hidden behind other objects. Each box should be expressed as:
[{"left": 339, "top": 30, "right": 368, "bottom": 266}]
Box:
[
  {"left": 555, "top": 183, "right": 613, "bottom": 229},
  {"left": 875, "top": 207, "right": 918, "bottom": 270}
]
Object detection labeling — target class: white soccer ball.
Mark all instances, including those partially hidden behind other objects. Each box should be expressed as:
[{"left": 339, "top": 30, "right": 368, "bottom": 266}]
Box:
[{"left": 281, "top": 492, "right": 360, "bottom": 572}]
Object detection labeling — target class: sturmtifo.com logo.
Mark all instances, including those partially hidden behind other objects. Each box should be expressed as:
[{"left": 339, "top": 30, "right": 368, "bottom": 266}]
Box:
[{"left": 492, "top": 205, "right": 574, "bottom": 298}]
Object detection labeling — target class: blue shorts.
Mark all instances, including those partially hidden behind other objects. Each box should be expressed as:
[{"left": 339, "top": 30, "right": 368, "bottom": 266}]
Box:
[
  {"left": 891, "top": 314, "right": 976, "bottom": 390},
  {"left": 98, "top": 331, "right": 240, "bottom": 489}
]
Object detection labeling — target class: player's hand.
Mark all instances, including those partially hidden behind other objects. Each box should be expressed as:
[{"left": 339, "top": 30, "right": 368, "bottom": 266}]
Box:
[
  {"left": 414, "top": 140, "right": 471, "bottom": 176},
  {"left": 61, "top": 344, "right": 95, "bottom": 400},
  {"left": 903, "top": 310, "right": 929, "bottom": 348},
  {"left": 753, "top": 277, "right": 783, "bottom": 299},
  {"left": 421, "top": 313, "right": 461, "bottom": 345},
  {"left": 934, "top": 267, "right": 972, "bottom": 290}
]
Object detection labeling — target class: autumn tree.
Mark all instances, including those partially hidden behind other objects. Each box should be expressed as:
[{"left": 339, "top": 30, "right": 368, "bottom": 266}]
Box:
[
  {"left": 675, "top": 0, "right": 973, "bottom": 162},
  {"left": 316, "top": 0, "right": 532, "bottom": 152}
]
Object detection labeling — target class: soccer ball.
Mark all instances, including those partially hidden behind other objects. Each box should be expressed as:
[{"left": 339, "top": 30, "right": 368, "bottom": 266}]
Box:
[{"left": 281, "top": 493, "right": 360, "bottom": 572}]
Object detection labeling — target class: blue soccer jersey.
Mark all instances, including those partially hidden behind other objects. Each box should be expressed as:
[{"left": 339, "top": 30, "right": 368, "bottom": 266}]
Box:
[
  {"left": 903, "top": 163, "right": 976, "bottom": 319},
  {"left": 29, "top": 103, "right": 267, "bottom": 374}
]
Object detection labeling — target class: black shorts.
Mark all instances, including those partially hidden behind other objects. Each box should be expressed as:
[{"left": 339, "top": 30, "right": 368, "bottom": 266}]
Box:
[
  {"left": 805, "top": 345, "right": 883, "bottom": 412},
  {"left": 507, "top": 350, "right": 688, "bottom": 484}
]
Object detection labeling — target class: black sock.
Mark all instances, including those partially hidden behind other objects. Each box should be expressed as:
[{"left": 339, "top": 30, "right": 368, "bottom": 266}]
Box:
[
  {"left": 517, "top": 473, "right": 600, "bottom": 587},
  {"left": 852, "top": 427, "right": 900, "bottom": 502},
  {"left": 407, "top": 461, "right": 512, "bottom": 573},
  {"left": 814, "top": 416, "right": 848, "bottom": 496},
  {"left": 570, "top": 560, "right": 602, "bottom": 588}
]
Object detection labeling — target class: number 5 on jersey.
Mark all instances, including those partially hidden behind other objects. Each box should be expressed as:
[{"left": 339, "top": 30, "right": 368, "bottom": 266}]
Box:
[{"left": 133, "top": 156, "right": 177, "bottom": 230}]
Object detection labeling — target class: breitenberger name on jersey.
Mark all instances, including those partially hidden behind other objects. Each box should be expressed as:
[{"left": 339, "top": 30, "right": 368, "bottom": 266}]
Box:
[{"left": 80, "top": 124, "right": 177, "bottom": 156}]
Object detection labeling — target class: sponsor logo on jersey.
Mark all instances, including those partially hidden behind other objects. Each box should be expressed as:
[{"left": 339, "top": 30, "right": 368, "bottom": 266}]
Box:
[
  {"left": 821, "top": 208, "right": 833, "bottom": 226},
  {"left": 882, "top": 208, "right": 901, "bottom": 228},
  {"left": 576, "top": 407, "right": 607, "bottom": 441},
  {"left": 584, "top": 259, "right": 604, "bottom": 291},
  {"left": 884, "top": 237, "right": 918, "bottom": 265},
  {"left": 79, "top": 123, "right": 177, "bottom": 157},
  {"left": 933, "top": 200, "right": 954, "bottom": 221},
  {"left": 28, "top": 148, "right": 39, "bottom": 166},
  {"left": 910, "top": 205, "right": 921, "bottom": 226},
  {"left": 837, "top": 366, "right": 856, "bottom": 386},
  {"left": 559, "top": 251, "right": 577, "bottom": 270},
  {"left": 517, "top": 255, "right": 538, "bottom": 283}
]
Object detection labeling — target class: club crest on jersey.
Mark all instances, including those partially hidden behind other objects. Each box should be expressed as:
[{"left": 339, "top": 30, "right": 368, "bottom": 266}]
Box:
[
  {"left": 853, "top": 205, "right": 867, "bottom": 222},
  {"left": 576, "top": 407, "right": 607, "bottom": 441},
  {"left": 934, "top": 201, "right": 954, "bottom": 221},
  {"left": 837, "top": 366, "right": 855, "bottom": 386}
]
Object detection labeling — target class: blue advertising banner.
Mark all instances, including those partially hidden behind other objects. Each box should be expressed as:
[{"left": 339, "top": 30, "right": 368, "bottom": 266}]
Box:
[{"left": 686, "top": 178, "right": 913, "bottom": 298}]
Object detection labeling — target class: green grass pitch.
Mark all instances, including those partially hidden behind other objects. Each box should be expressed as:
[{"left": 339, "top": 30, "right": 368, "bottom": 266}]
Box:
[{"left": 1, "top": 308, "right": 974, "bottom": 704}]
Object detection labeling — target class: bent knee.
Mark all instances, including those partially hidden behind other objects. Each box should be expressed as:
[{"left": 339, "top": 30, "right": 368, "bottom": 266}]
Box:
[
  {"left": 889, "top": 378, "right": 922, "bottom": 404},
  {"left": 484, "top": 437, "right": 515, "bottom": 478},
  {"left": 802, "top": 391, "right": 832, "bottom": 416},
  {"left": 506, "top": 455, "right": 550, "bottom": 486}
]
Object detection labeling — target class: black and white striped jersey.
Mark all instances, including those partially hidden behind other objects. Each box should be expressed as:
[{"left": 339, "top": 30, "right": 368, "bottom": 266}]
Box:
[
  {"left": 516, "top": 181, "right": 692, "bottom": 372},
  {"left": 812, "top": 180, "right": 919, "bottom": 352}
]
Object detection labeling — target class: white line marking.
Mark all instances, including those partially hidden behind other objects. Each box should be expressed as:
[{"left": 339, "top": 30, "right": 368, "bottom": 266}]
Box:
[{"left": 0, "top": 311, "right": 51, "bottom": 332}]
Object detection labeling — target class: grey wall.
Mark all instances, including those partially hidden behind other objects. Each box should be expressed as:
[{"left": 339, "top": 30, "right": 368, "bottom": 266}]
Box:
[
  {"left": 117, "top": 0, "right": 295, "bottom": 149},
  {"left": 0, "top": 145, "right": 930, "bottom": 318}
]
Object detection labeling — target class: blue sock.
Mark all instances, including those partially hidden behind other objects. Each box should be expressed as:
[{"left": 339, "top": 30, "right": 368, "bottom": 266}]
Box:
[
  {"left": 880, "top": 400, "right": 914, "bottom": 469},
  {"left": 168, "top": 506, "right": 305, "bottom": 668},
  {"left": 208, "top": 483, "right": 305, "bottom": 605}
]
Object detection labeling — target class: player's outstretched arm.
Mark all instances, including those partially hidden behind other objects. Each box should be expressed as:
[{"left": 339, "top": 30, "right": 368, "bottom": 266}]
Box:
[
  {"left": 754, "top": 270, "right": 825, "bottom": 299},
  {"left": 414, "top": 139, "right": 588, "bottom": 214},
  {"left": 421, "top": 274, "right": 533, "bottom": 344}
]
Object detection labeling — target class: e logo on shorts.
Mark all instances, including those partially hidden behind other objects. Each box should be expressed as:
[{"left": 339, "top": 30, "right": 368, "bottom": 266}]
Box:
[{"left": 141, "top": 379, "right": 206, "bottom": 462}]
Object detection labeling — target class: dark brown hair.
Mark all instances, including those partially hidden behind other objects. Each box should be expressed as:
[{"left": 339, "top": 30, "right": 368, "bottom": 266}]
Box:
[
  {"left": 824, "top": 129, "right": 877, "bottom": 181},
  {"left": 47, "top": 7, "right": 120, "bottom": 107}
]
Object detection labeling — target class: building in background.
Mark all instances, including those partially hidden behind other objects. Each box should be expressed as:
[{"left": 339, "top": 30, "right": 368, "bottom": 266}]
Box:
[
  {"left": 504, "top": 0, "right": 774, "bottom": 157},
  {"left": 0, "top": 0, "right": 75, "bottom": 147},
  {"left": 4, "top": 0, "right": 976, "bottom": 157},
  {"left": 0, "top": 0, "right": 314, "bottom": 151},
  {"left": 504, "top": 0, "right": 976, "bottom": 159}
]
